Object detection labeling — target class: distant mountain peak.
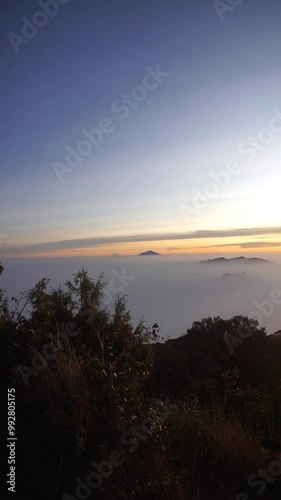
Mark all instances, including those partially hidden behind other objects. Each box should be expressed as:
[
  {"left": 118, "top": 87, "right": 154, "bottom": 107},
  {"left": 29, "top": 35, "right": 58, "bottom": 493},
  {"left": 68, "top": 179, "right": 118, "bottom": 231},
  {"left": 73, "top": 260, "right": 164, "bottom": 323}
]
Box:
[{"left": 138, "top": 250, "right": 160, "bottom": 256}]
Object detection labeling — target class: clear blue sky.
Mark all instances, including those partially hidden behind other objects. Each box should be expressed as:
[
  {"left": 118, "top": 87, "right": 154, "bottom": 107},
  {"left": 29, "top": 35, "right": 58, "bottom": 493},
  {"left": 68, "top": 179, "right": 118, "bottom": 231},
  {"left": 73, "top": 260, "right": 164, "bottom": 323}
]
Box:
[{"left": 2, "top": 0, "right": 281, "bottom": 257}]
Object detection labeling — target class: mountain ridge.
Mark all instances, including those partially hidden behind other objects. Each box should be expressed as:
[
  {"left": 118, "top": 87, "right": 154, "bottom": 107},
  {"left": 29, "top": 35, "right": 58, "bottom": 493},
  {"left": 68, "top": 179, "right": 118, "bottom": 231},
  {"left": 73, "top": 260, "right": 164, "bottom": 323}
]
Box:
[{"left": 200, "top": 256, "right": 272, "bottom": 264}]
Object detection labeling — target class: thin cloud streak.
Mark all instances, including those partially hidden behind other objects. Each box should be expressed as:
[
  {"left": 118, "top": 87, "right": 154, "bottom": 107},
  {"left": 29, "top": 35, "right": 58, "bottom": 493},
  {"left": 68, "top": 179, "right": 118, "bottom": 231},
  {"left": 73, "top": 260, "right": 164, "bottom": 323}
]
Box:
[
  {"left": 2, "top": 226, "right": 281, "bottom": 256},
  {"left": 200, "top": 241, "right": 281, "bottom": 249}
]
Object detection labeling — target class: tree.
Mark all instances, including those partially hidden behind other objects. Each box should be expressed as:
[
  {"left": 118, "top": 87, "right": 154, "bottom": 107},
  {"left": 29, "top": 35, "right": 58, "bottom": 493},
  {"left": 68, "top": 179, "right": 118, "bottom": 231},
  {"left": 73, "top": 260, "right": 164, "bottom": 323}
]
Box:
[
  {"left": 0, "top": 263, "right": 9, "bottom": 320},
  {"left": 65, "top": 269, "right": 105, "bottom": 313}
]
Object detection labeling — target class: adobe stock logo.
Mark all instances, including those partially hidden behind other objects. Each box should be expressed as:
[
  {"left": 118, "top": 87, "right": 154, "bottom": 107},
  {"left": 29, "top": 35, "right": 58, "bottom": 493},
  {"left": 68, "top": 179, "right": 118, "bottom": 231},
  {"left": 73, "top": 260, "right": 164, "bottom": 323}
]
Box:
[
  {"left": 51, "top": 64, "right": 169, "bottom": 182},
  {"left": 103, "top": 268, "right": 135, "bottom": 306},
  {"left": 7, "top": 0, "right": 71, "bottom": 55},
  {"left": 237, "top": 452, "right": 281, "bottom": 499},
  {"left": 213, "top": 0, "right": 245, "bottom": 22},
  {"left": 179, "top": 108, "right": 281, "bottom": 223},
  {"left": 224, "top": 288, "right": 281, "bottom": 354},
  {"left": 62, "top": 400, "right": 177, "bottom": 499},
  {"left": 179, "top": 161, "right": 241, "bottom": 221}
]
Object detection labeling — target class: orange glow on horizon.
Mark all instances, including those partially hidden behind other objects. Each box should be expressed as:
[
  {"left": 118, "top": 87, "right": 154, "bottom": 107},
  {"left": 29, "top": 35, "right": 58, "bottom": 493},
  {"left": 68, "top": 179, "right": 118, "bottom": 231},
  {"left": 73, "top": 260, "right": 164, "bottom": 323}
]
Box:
[{"left": 2, "top": 237, "right": 281, "bottom": 259}]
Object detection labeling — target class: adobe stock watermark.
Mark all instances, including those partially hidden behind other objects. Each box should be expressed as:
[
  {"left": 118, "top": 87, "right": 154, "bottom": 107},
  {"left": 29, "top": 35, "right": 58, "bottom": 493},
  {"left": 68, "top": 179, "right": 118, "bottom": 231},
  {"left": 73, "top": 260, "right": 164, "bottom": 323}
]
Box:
[
  {"left": 16, "top": 267, "right": 134, "bottom": 385},
  {"left": 213, "top": 0, "right": 245, "bottom": 22},
  {"left": 179, "top": 108, "right": 281, "bottom": 222},
  {"left": 7, "top": 0, "right": 71, "bottom": 55},
  {"left": 179, "top": 161, "right": 241, "bottom": 221},
  {"left": 236, "top": 451, "right": 281, "bottom": 500},
  {"left": 237, "top": 108, "right": 281, "bottom": 161},
  {"left": 103, "top": 268, "right": 135, "bottom": 306},
  {"left": 16, "top": 320, "right": 81, "bottom": 386},
  {"left": 51, "top": 64, "right": 170, "bottom": 182},
  {"left": 224, "top": 288, "right": 281, "bottom": 353},
  {"left": 62, "top": 399, "right": 178, "bottom": 499}
]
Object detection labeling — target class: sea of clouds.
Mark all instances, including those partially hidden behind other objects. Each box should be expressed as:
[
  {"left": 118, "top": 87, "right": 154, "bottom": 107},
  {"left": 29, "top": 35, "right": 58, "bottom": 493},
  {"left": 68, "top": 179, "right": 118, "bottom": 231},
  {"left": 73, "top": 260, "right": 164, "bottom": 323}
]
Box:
[{"left": 1, "top": 254, "right": 281, "bottom": 338}]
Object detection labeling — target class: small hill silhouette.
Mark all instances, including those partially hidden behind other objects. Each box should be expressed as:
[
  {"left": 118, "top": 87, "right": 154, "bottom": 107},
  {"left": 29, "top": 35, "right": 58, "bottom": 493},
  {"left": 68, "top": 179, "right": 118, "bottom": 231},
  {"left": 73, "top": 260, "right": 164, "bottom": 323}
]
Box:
[{"left": 138, "top": 250, "right": 160, "bottom": 256}]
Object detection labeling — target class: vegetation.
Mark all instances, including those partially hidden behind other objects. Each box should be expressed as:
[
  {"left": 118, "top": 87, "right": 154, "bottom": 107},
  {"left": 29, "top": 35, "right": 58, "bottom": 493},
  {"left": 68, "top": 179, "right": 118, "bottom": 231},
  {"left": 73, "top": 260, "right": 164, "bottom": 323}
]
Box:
[{"left": 2, "top": 264, "right": 281, "bottom": 499}]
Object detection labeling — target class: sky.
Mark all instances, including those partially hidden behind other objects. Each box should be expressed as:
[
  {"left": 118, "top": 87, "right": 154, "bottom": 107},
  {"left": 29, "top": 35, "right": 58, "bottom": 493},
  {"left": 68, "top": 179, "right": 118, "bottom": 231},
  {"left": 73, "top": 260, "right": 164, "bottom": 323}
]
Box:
[{"left": 2, "top": 0, "right": 281, "bottom": 258}]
